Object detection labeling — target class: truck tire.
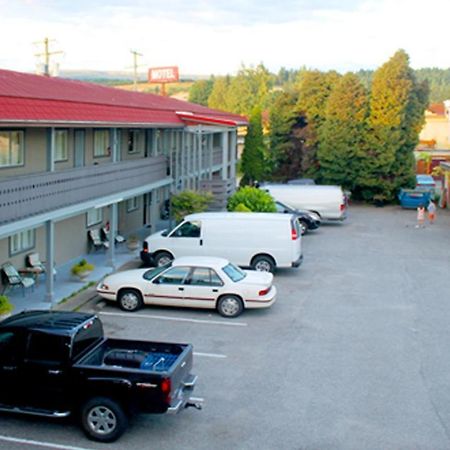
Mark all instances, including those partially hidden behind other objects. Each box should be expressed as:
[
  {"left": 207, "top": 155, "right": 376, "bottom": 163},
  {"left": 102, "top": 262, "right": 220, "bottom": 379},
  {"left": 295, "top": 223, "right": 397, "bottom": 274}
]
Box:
[
  {"left": 81, "top": 396, "right": 128, "bottom": 443},
  {"left": 217, "top": 295, "right": 244, "bottom": 318},
  {"left": 251, "top": 255, "right": 275, "bottom": 273},
  {"left": 154, "top": 251, "right": 173, "bottom": 267},
  {"left": 118, "top": 289, "right": 143, "bottom": 312}
]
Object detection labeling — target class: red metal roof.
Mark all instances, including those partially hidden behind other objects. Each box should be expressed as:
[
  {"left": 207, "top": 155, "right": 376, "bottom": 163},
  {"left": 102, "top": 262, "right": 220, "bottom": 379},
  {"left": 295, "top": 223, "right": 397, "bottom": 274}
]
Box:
[
  {"left": 0, "top": 69, "right": 247, "bottom": 127},
  {"left": 427, "top": 103, "right": 445, "bottom": 116}
]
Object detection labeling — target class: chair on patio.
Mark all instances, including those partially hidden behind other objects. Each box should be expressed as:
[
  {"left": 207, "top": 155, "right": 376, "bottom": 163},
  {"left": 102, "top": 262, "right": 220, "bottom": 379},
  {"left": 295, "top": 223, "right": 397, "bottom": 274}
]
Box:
[
  {"left": 88, "top": 229, "right": 109, "bottom": 252},
  {"left": 25, "top": 252, "right": 57, "bottom": 279},
  {"left": 1, "top": 262, "right": 35, "bottom": 296}
]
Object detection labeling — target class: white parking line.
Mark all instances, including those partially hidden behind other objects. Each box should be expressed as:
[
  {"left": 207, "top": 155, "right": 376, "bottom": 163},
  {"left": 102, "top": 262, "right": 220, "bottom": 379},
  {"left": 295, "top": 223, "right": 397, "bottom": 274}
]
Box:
[
  {"left": 99, "top": 311, "right": 248, "bottom": 327},
  {"left": 194, "top": 352, "right": 227, "bottom": 358},
  {"left": 0, "top": 435, "right": 94, "bottom": 450}
]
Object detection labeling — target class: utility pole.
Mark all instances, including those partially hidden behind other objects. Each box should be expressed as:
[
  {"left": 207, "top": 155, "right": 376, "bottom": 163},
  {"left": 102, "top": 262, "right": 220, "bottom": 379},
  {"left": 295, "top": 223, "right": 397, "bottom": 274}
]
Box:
[
  {"left": 130, "top": 50, "right": 143, "bottom": 91},
  {"left": 34, "top": 37, "right": 63, "bottom": 76}
]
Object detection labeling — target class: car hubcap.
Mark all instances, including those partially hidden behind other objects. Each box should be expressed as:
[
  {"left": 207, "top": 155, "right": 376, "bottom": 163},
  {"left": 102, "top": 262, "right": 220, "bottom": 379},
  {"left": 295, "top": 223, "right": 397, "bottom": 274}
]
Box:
[
  {"left": 87, "top": 406, "right": 116, "bottom": 435},
  {"left": 255, "top": 260, "right": 271, "bottom": 272},
  {"left": 121, "top": 292, "right": 139, "bottom": 310},
  {"left": 221, "top": 298, "right": 239, "bottom": 316}
]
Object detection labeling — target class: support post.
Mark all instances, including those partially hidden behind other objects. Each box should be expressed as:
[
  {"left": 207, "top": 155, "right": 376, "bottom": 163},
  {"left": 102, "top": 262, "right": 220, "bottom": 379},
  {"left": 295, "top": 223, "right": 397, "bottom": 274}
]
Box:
[{"left": 45, "top": 220, "right": 55, "bottom": 304}]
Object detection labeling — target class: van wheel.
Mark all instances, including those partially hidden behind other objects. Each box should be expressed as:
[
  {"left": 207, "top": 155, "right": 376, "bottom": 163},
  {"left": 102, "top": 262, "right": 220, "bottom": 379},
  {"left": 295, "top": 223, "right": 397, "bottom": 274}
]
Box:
[
  {"left": 217, "top": 295, "right": 243, "bottom": 318},
  {"left": 298, "top": 220, "right": 308, "bottom": 235},
  {"left": 154, "top": 251, "right": 173, "bottom": 267},
  {"left": 118, "top": 289, "right": 143, "bottom": 312},
  {"left": 81, "top": 397, "right": 128, "bottom": 443},
  {"left": 252, "top": 255, "right": 275, "bottom": 273}
]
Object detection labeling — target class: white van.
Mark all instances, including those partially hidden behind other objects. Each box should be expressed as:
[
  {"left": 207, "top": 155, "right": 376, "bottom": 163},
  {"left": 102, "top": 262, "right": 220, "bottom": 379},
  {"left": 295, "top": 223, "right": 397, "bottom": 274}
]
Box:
[
  {"left": 261, "top": 184, "right": 347, "bottom": 221},
  {"left": 141, "top": 212, "right": 303, "bottom": 272}
]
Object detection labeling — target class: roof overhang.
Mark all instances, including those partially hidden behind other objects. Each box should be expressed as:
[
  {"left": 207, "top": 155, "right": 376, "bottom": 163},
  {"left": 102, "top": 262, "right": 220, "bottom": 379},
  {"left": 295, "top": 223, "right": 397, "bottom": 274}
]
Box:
[{"left": 176, "top": 111, "right": 248, "bottom": 127}]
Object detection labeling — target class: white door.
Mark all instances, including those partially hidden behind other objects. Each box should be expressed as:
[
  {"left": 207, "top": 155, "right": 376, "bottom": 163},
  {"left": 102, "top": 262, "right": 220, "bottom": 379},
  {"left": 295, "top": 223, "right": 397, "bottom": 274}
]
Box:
[{"left": 165, "top": 220, "right": 204, "bottom": 257}]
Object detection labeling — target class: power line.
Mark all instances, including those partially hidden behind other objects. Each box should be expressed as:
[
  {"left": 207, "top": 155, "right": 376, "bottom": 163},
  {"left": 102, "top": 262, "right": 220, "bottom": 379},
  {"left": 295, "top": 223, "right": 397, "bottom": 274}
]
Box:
[{"left": 34, "top": 37, "right": 63, "bottom": 76}]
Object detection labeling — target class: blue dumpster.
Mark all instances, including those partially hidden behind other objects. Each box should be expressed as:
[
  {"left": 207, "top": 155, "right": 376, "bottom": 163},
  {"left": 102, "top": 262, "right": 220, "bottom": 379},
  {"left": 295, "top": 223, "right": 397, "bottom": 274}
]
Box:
[{"left": 398, "top": 188, "right": 431, "bottom": 209}]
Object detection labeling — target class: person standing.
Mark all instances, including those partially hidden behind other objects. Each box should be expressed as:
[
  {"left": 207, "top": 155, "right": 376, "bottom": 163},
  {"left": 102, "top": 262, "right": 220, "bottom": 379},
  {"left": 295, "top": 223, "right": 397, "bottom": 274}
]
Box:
[
  {"left": 416, "top": 204, "right": 425, "bottom": 228},
  {"left": 427, "top": 199, "right": 437, "bottom": 224}
]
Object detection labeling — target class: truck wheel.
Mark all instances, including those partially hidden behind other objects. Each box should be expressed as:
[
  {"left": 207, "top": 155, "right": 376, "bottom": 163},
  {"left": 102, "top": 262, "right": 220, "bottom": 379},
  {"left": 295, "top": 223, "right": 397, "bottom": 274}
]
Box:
[
  {"left": 154, "top": 251, "right": 173, "bottom": 267},
  {"left": 217, "top": 295, "right": 243, "bottom": 318},
  {"left": 251, "top": 255, "right": 275, "bottom": 273},
  {"left": 118, "top": 289, "right": 143, "bottom": 312},
  {"left": 81, "top": 397, "right": 128, "bottom": 443},
  {"left": 298, "top": 220, "right": 308, "bottom": 235}
]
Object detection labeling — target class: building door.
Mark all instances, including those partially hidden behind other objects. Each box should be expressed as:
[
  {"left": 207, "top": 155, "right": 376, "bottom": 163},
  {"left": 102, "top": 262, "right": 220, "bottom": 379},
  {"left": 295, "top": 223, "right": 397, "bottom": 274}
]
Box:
[{"left": 74, "top": 130, "right": 85, "bottom": 168}]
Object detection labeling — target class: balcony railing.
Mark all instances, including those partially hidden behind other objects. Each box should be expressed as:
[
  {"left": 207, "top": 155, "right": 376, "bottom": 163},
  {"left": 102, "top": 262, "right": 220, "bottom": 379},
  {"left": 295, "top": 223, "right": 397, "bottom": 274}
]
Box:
[{"left": 0, "top": 156, "right": 168, "bottom": 225}]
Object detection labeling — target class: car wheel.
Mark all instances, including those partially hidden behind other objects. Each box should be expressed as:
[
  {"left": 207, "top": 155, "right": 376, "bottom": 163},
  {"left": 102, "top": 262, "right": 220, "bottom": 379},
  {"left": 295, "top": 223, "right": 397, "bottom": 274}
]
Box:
[
  {"left": 118, "top": 289, "right": 143, "bottom": 312},
  {"left": 217, "top": 295, "right": 243, "bottom": 318},
  {"left": 81, "top": 397, "right": 128, "bottom": 443},
  {"left": 251, "top": 255, "right": 275, "bottom": 273},
  {"left": 154, "top": 251, "right": 173, "bottom": 267},
  {"left": 298, "top": 219, "right": 308, "bottom": 235}
]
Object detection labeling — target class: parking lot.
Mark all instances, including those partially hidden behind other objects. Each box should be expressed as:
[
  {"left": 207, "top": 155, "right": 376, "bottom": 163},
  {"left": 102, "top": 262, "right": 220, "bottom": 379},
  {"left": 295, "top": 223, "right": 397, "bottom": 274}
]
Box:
[{"left": 0, "top": 204, "right": 450, "bottom": 450}]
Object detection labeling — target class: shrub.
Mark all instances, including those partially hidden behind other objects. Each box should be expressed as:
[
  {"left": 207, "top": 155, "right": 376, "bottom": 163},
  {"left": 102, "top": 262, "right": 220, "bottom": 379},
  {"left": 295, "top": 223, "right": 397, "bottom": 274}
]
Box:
[
  {"left": 0, "top": 295, "right": 13, "bottom": 315},
  {"left": 71, "top": 259, "right": 95, "bottom": 276},
  {"left": 233, "top": 203, "right": 252, "bottom": 212},
  {"left": 170, "top": 190, "right": 214, "bottom": 222},
  {"left": 227, "top": 186, "right": 276, "bottom": 212}
]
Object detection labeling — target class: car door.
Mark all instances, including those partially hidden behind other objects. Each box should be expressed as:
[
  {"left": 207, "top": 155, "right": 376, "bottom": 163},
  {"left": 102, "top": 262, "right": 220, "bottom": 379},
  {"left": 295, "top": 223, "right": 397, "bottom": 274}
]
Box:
[
  {"left": 0, "top": 328, "right": 25, "bottom": 406},
  {"left": 145, "top": 266, "right": 192, "bottom": 307},
  {"left": 182, "top": 266, "right": 224, "bottom": 309},
  {"left": 165, "top": 221, "right": 204, "bottom": 257}
]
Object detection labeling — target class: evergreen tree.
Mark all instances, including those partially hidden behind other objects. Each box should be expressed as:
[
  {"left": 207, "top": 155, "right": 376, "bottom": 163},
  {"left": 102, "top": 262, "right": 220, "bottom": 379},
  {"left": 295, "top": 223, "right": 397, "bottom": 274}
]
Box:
[
  {"left": 317, "top": 73, "right": 369, "bottom": 194},
  {"left": 188, "top": 78, "right": 214, "bottom": 106},
  {"left": 364, "top": 49, "right": 429, "bottom": 200},
  {"left": 240, "top": 107, "right": 266, "bottom": 186},
  {"left": 295, "top": 70, "right": 341, "bottom": 177}
]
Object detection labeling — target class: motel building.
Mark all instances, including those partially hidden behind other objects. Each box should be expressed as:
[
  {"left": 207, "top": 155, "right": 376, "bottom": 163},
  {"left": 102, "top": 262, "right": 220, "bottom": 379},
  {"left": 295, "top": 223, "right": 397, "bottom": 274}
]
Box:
[{"left": 0, "top": 69, "right": 247, "bottom": 304}]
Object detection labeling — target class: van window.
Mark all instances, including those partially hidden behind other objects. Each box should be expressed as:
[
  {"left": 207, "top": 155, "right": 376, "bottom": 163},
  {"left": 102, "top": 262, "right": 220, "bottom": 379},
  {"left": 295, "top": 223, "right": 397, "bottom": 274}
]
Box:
[
  {"left": 222, "top": 263, "right": 246, "bottom": 282},
  {"left": 170, "top": 221, "right": 201, "bottom": 238}
]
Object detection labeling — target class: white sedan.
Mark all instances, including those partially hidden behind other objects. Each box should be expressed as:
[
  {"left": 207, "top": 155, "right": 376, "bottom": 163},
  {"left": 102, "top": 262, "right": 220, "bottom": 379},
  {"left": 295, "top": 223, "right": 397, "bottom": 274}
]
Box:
[{"left": 96, "top": 256, "right": 277, "bottom": 318}]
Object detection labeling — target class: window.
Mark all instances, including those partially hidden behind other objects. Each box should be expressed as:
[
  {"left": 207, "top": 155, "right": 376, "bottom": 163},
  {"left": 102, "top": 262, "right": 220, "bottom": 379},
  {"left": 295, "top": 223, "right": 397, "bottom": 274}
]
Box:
[
  {"left": 10, "top": 229, "right": 35, "bottom": 255},
  {"left": 27, "top": 332, "right": 66, "bottom": 363},
  {"left": 54, "top": 129, "right": 68, "bottom": 162},
  {"left": 0, "top": 331, "right": 20, "bottom": 363},
  {"left": 222, "top": 263, "right": 246, "bottom": 282},
  {"left": 127, "top": 129, "right": 145, "bottom": 154},
  {"left": 170, "top": 221, "right": 201, "bottom": 238},
  {"left": 0, "top": 130, "right": 24, "bottom": 167},
  {"left": 189, "top": 267, "right": 223, "bottom": 286},
  {"left": 154, "top": 266, "right": 191, "bottom": 285},
  {"left": 127, "top": 196, "right": 139, "bottom": 212},
  {"left": 93, "top": 129, "right": 110, "bottom": 157},
  {"left": 87, "top": 208, "right": 102, "bottom": 227}
]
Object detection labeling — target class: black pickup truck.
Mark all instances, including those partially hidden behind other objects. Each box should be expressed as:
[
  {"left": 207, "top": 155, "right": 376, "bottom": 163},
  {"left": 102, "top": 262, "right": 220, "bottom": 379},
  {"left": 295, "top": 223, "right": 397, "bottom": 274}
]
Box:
[{"left": 0, "top": 310, "right": 201, "bottom": 442}]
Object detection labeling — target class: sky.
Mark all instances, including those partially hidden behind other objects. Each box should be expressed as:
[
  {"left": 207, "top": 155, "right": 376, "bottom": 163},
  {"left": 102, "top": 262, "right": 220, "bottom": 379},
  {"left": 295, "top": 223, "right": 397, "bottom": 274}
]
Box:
[{"left": 1, "top": 0, "right": 449, "bottom": 77}]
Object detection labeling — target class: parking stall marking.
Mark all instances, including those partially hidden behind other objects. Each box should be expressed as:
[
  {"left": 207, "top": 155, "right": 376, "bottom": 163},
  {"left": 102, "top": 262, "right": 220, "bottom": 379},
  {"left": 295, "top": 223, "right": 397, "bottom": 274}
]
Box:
[
  {"left": 0, "top": 435, "right": 94, "bottom": 450},
  {"left": 99, "top": 311, "right": 248, "bottom": 327}
]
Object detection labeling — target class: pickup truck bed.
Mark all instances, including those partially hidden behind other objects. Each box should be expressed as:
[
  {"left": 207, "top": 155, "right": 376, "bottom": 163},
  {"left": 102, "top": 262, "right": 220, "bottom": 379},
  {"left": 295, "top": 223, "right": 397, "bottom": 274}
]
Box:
[{"left": 78, "top": 338, "right": 189, "bottom": 373}]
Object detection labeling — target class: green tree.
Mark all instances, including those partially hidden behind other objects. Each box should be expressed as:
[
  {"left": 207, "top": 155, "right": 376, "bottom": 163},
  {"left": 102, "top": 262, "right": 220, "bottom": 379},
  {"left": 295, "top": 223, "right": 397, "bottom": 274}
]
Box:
[
  {"left": 295, "top": 70, "right": 341, "bottom": 176},
  {"left": 188, "top": 78, "right": 214, "bottom": 106},
  {"left": 317, "top": 73, "right": 369, "bottom": 194},
  {"left": 208, "top": 76, "right": 232, "bottom": 111},
  {"left": 240, "top": 107, "right": 266, "bottom": 186},
  {"left": 227, "top": 186, "right": 276, "bottom": 212},
  {"left": 363, "top": 49, "right": 429, "bottom": 200},
  {"left": 170, "top": 190, "right": 213, "bottom": 222}
]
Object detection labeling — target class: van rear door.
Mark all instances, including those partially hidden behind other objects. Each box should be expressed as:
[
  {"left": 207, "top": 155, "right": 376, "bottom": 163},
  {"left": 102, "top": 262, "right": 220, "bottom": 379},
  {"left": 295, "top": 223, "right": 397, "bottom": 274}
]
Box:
[{"left": 290, "top": 217, "right": 303, "bottom": 267}]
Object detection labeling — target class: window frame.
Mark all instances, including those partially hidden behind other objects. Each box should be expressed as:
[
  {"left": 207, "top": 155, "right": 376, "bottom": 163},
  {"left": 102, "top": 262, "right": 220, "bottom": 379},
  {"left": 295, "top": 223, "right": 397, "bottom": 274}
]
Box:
[
  {"left": 93, "top": 129, "right": 110, "bottom": 158},
  {"left": 9, "top": 228, "right": 35, "bottom": 256},
  {"left": 127, "top": 129, "right": 145, "bottom": 154},
  {"left": 126, "top": 196, "right": 139, "bottom": 213},
  {"left": 86, "top": 208, "right": 103, "bottom": 227},
  {"left": 54, "top": 129, "right": 69, "bottom": 162},
  {"left": 0, "top": 129, "right": 25, "bottom": 169}
]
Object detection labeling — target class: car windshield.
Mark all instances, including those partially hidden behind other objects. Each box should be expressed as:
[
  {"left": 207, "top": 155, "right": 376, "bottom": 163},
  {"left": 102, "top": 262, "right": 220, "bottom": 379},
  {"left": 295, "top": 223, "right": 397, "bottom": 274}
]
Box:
[
  {"left": 222, "top": 263, "right": 246, "bottom": 282},
  {"left": 143, "top": 263, "right": 172, "bottom": 280}
]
